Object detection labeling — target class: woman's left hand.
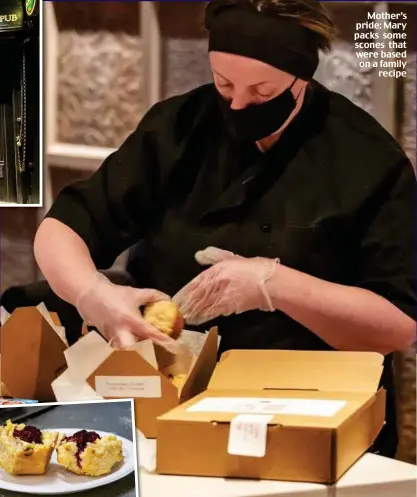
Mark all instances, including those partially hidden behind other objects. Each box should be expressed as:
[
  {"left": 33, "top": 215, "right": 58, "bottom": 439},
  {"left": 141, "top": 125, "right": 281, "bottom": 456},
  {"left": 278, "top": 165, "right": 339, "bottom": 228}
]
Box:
[{"left": 173, "top": 246, "right": 279, "bottom": 325}]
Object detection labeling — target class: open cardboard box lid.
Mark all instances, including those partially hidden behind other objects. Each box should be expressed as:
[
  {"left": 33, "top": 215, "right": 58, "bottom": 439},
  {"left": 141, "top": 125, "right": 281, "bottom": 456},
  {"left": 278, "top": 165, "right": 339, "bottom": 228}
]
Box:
[
  {"left": 156, "top": 350, "right": 387, "bottom": 483},
  {"left": 208, "top": 350, "right": 384, "bottom": 393},
  {"left": 0, "top": 304, "right": 68, "bottom": 401}
]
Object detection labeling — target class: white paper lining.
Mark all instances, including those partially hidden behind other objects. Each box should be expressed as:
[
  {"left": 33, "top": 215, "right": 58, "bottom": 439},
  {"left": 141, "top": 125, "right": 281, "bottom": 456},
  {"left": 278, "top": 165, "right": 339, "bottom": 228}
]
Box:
[
  {"left": 36, "top": 302, "right": 68, "bottom": 346},
  {"left": 0, "top": 307, "right": 10, "bottom": 326}
]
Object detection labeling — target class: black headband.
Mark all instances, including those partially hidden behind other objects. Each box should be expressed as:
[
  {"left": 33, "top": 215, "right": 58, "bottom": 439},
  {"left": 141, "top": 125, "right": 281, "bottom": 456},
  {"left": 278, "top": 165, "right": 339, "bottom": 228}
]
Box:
[{"left": 206, "top": 4, "right": 319, "bottom": 81}]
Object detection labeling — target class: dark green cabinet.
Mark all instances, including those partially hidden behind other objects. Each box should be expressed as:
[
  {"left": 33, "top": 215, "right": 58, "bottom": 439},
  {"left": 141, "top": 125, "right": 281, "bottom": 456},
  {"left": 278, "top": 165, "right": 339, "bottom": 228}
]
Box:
[{"left": 0, "top": 0, "right": 39, "bottom": 204}]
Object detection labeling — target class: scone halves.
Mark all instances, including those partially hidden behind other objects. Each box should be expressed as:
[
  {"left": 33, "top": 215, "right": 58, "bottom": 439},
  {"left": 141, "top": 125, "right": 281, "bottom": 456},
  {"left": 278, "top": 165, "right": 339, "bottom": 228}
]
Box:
[
  {"left": 143, "top": 301, "right": 184, "bottom": 339},
  {"left": 56, "top": 430, "right": 123, "bottom": 476},
  {"left": 0, "top": 420, "right": 58, "bottom": 475}
]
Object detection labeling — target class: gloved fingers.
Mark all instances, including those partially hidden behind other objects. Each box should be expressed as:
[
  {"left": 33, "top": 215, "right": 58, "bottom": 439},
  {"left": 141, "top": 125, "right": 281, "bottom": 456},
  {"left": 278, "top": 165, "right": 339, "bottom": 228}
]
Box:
[
  {"left": 149, "top": 334, "right": 181, "bottom": 355},
  {"left": 173, "top": 266, "right": 217, "bottom": 316},
  {"left": 131, "top": 288, "right": 171, "bottom": 307},
  {"left": 174, "top": 285, "right": 209, "bottom": 322},
  {"left": 194, "top": 289, "right": 237, "bottom": 324},
  {"left": 185, "top": 299, "right": 225, "bottom": 325},
  {"left": 128, "top": 317, "right": 180, "bottom": 355},
  {"left": 195, "top": 246, "right": 241, "bottom": 266},
  {"left": 172, "top": 276, "right": 203, "bottom": 311},
  {"left": 178, "top": 275, "right": 225, "bottom": 325},
  {"left": 103, "top": 316, "right": 180, "bottom": 354},
  {"left": 110, "top": 327, "right": 138, "bottom": 350}
]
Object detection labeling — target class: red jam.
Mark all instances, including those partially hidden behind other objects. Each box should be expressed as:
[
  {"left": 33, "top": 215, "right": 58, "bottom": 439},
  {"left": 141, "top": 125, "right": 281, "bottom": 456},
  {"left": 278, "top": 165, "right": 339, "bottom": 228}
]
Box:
[
  {"left": 64, "top": 430, "right": 101, "bottom": 467},
  {"left": 13, "top": 426, "right": 43, "bottom": 444}
]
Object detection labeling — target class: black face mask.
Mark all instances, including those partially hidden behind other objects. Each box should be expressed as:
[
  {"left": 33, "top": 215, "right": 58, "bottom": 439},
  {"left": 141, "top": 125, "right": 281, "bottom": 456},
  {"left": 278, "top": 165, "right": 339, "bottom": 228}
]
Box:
[{"left": 218, "top": 78, "right": 298, "bottom": 143}]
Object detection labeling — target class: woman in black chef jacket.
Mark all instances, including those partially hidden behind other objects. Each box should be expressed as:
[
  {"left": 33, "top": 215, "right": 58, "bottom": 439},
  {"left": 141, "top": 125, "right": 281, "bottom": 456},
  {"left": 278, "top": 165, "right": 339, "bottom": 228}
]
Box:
[{"left": 34, "top": 0, "right": 416, "bottom": 458}]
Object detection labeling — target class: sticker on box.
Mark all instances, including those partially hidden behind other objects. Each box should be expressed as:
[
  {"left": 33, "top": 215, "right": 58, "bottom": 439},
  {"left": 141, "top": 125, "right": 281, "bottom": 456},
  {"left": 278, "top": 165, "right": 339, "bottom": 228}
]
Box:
[
  {"left": 228, "top": 414, "right": 273, "bottom": 458},
  {"left": 188, "top": 397, "right": 347, "bottom": 417},
  {"left": 95, "top": 376, "right": 162, "bottom": 398}
]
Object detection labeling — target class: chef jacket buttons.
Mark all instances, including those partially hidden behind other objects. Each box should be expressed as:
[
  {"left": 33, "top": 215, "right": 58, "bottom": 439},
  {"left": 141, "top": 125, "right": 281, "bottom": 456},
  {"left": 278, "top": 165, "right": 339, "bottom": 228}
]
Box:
[{"left": 261, "top": 223, "right": 271, "bottom": 233}]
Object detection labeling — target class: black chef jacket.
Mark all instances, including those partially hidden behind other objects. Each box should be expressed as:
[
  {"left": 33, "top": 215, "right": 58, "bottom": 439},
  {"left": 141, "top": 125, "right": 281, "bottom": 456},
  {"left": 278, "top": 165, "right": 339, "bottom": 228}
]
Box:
[{"left": 46, "top": 80, "right": 416, "bottom": 458}]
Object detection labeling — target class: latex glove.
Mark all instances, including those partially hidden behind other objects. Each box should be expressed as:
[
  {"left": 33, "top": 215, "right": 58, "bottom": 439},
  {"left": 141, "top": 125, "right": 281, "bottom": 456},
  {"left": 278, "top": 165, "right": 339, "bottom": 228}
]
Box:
[
  {"left": 75, "top": 272, "right": 179, "bottom": 353},
  {"left": 173, "top": 247, "right": 279, "bottom": 325}
]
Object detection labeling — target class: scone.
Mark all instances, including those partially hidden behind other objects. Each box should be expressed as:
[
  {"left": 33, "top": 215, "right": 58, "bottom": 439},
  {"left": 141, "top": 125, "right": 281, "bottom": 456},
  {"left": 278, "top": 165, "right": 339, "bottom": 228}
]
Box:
[
  {"left": 143, "top": 301, "right": 184, "bottom": 339},
  {"left": 56, "top": 430, "right": 123, "bottom": 476},
  {"left": 0, "top": 420, "right": 58, "bottom": 475},
  {"left": 168, "top": 373, "right": 187, "bottom": 390}
]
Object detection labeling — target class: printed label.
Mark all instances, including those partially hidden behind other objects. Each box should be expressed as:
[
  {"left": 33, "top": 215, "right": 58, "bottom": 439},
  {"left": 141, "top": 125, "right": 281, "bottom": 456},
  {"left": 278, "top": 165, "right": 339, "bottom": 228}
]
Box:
[
  {"left": 188, "top": 397, "right": 346, "bottom": 417},
  {"left": 0, "top": 5, "right": 24, "bottom": 29},
  {"left": 228, "top": 414, "right": 273, "bottom": 458},
  {"left": 95, "top": 376, "right": 161, "bottom": 398}
]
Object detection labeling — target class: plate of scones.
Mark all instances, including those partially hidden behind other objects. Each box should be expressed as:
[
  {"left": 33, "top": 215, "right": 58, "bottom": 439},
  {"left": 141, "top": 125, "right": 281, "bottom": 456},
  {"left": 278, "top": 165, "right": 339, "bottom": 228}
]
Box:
[{"left": 0, "top": 420, "right": 135, "bottom": 494}]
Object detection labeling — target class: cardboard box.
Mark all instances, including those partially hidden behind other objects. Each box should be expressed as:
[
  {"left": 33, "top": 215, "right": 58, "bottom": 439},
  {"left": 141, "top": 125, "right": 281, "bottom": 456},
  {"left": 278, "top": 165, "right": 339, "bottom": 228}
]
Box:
[
  {"left": 156, "top": 349, "right": 386, "bottom": 484},
  {"left": 52, "top": 328, "right": 219, "bottom": 438},
  {"left": 138, "top": 436, "right": 417, "bottom": 497},
  {"left": 0, "top": 304, "right": 68, "bottom": 401}
]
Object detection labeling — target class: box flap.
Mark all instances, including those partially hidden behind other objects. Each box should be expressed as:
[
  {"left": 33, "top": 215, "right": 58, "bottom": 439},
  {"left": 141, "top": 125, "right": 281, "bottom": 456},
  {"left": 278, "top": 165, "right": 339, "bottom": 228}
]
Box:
[
  {"left": 36, "top": 302, "right": 59, "bottom": 330},
  {"left": 132, "top": 339, "right": 158, "bottom": 370},
  {"left": 208, "top": 350, "right": 384, "bottom": 393},
  {"left": 64, "top": 331, "right": 114, "bottom": 380},
  {"left": 177, "top": 329, "right": 221, "bottom": 355},
  {"left": 0, "top": 307, "right": 11, "bottom": 326},
  {"left": 0, "top": 355, "right": 11, "bottom": 396},
  {"left": 52, "top": 369, "right": 104, "bottom": 402},
  {"left": 1, "top": 308, "right": 43, "bottom": 398},
  {"left": 49, "top": 312, "right": 61, "bottom": 327},
  {"left": 155, "top": 343, "right": 196, "bottom": 378},
  {"left": 180, "top": 327, "right": 219, "bottom": 402},
  {"left": 85, "top": 350, "right": 179, "bottom": 404},
  {"left": 36, "top": 303, "right": 68, "bottom": 346},
  {"left": 37, "top": 318, "right": 68, "bottom": 400}
]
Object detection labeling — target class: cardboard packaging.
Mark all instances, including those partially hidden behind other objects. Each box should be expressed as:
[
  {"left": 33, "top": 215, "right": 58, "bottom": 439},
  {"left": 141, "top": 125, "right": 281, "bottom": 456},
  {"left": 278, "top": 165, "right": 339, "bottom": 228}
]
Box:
[
  {"left": 52, "top": 328, "right": 219, "bottom": 438},
  {"left": 138, "top": 436, "right": 417, "bottom": 497},
  {"left": 156, "top": 349, "right": 386, "bottom": 484},
  {"left": 0, "top": 304, "right": 68, "bottom": 401}
]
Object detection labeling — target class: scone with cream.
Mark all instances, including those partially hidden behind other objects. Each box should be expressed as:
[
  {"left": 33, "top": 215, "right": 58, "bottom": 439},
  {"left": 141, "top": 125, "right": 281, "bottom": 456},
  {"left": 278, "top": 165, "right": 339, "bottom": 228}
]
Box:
[
  {"left": 56, "top": 430, "right": 123, "bottom": 476},
  {"left": 0, "top": 420, "right": 58, "bottom": 475},
  {"left": 143, "top": 301, "right": 184, "bottom": 339}
]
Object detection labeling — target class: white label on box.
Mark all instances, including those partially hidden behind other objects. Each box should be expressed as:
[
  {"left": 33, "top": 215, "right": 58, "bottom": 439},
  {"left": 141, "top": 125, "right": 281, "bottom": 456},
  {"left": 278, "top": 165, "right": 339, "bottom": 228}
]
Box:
[
  {"left": 95, "top": 376, "right": 161, "bottom": 398},
  {"left": 227, "top": 414, "right": 273, "bottom": 458},
  {"left": 188, "top": 397, "right": 346, "bottom": 417}
]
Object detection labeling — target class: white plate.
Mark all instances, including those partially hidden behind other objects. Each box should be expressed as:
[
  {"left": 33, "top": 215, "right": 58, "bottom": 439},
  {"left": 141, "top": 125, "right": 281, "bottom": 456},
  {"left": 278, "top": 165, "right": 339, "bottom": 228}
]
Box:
[{"left": 0, "top": 428, "right": 135, "bottom": 495}]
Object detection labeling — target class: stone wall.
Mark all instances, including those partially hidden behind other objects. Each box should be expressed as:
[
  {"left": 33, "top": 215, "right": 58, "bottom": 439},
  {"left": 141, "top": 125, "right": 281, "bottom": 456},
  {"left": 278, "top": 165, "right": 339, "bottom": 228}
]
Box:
[{"left": 55, "top": 2, "right": 145, "bottom": 148}]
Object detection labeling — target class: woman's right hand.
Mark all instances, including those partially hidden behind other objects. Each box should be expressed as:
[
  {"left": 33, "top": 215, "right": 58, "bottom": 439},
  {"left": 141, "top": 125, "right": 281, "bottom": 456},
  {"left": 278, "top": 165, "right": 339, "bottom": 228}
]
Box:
[{"left": 75, "top": 273, "right": 179, "bottom": 352}]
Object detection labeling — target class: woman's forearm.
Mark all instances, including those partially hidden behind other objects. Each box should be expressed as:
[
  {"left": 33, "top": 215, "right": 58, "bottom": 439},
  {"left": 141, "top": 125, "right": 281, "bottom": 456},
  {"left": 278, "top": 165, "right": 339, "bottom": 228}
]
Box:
[
  {"left": 34, "top": 218, "right": 99, "bottom": 305},
  {"left": 267, "top": 264, "right": 415, "bottom": 354}
]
